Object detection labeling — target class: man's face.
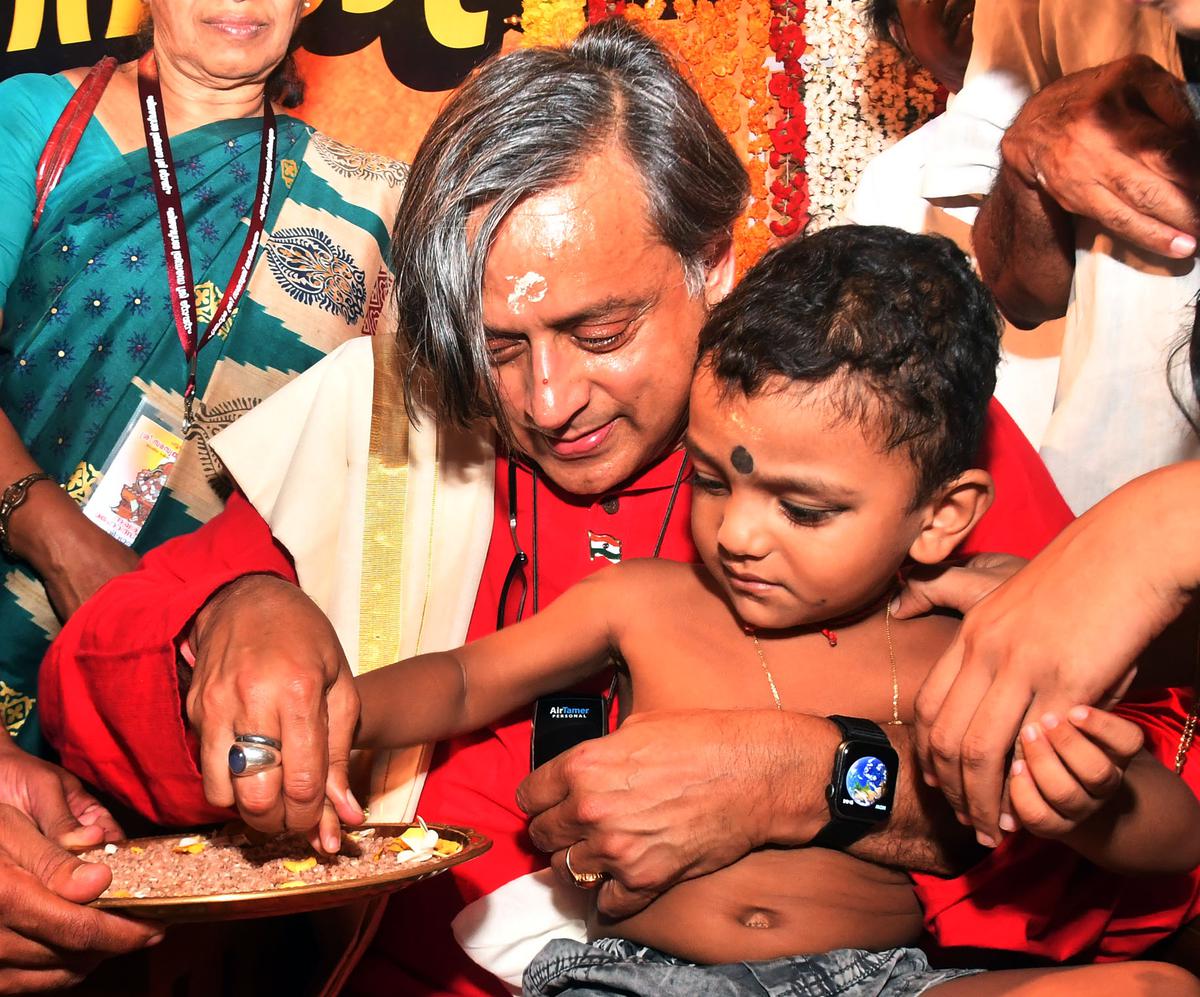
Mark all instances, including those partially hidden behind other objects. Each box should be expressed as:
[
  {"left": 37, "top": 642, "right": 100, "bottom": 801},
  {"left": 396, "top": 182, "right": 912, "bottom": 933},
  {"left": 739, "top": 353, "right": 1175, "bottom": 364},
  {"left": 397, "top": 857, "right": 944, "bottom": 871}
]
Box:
[
  {"left": 1134, "top": 0, "right": 1200, "bottom": 37},
  {"left": 481, "top": 148, "right": 727, "bottom": 498},
  {"left": 892, "top": 0, "right": 975, "bottom": 92},
  {"left": 687, "top": 367, "right": 929, "bottom": 631}
]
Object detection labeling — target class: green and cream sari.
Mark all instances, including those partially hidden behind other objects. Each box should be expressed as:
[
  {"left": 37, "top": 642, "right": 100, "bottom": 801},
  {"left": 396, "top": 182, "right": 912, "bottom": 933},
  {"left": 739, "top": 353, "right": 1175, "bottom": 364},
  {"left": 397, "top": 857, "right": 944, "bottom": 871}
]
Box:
[{"left": 0, "top": 73, "right": 407, "bottom": 754}]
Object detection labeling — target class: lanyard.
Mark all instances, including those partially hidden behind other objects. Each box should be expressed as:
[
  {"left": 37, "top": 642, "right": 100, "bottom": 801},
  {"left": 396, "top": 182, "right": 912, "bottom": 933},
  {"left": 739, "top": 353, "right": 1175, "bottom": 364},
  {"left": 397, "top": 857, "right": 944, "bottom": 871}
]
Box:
[{"left": 137, "top": 51, "right": 277, "bottom": 431}]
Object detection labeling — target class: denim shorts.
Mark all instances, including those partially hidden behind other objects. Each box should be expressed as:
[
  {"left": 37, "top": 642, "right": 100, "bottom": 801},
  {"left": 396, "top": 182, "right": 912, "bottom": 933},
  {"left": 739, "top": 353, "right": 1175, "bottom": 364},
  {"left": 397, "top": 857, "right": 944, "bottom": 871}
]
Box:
[{"left": 522, "top": 937, "right": 984, "bottom": 997}]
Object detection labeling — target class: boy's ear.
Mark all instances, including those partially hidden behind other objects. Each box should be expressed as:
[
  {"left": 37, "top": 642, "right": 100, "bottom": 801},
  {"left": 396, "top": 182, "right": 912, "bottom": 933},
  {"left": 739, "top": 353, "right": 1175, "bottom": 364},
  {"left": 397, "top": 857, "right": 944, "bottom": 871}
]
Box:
[
  {"left": 908, "top": 469, "right": 995, "bottom": 565},
  {"left": 702, "top": 240, "right": 738, "bottom": 309}
]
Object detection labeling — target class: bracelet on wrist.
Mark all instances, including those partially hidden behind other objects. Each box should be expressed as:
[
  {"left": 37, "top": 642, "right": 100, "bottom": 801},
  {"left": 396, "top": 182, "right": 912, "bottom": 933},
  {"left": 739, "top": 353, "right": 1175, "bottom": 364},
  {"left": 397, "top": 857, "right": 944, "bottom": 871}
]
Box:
[{"left": 0, "top": 471, "right": 59, "bottom": 560}]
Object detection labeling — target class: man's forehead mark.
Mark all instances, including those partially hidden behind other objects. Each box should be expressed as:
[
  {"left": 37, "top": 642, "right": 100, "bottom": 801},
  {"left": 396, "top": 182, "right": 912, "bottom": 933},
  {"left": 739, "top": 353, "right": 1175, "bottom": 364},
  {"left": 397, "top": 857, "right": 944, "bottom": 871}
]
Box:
[{"left": 730, "top": 445, "right": 754, "bottom": 475}]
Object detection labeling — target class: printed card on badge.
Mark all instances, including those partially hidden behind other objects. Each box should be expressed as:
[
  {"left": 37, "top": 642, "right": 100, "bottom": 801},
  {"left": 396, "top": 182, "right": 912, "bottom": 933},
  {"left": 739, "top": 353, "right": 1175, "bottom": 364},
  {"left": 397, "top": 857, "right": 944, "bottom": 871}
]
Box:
[{"left": 82, "top": 399, "right": 183, "bottom": 546}]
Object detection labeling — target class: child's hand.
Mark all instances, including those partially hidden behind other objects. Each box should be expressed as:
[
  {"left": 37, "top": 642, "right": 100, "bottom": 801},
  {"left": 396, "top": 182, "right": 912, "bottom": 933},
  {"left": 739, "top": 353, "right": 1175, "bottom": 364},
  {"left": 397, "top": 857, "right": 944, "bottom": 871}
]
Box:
[{"left": 1006, "top": 705, "right": 1144, "bottom": 839}]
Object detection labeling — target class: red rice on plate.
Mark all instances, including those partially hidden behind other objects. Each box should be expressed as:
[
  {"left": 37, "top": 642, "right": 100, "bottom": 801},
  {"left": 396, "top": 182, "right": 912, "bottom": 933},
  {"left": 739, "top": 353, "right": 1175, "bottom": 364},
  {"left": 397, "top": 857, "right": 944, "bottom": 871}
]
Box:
[{"left": 79, "top": 823, "right": 462, "bottom": 900}]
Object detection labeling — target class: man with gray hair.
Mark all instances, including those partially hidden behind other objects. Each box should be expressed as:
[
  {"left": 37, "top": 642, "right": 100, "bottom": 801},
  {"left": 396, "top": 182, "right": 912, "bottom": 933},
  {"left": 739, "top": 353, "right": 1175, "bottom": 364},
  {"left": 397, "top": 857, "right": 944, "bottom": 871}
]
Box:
[{"left": 40, "top": 19, "right": 1071, "bottom": 995}]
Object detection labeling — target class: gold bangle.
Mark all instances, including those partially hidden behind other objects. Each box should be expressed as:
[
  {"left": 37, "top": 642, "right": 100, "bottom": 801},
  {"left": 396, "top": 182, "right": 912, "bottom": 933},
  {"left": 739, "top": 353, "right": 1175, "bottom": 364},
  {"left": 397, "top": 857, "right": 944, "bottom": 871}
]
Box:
[{"left": 0, "top": 471, "right": 58, "bottom": 559}]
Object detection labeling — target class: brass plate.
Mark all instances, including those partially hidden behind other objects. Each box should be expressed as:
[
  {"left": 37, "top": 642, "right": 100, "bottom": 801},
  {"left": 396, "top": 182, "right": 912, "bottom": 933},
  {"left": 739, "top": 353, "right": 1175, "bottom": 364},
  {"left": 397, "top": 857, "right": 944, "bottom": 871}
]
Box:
[{"left": 88, "top": 823, "right": 490, "bottom": 923}]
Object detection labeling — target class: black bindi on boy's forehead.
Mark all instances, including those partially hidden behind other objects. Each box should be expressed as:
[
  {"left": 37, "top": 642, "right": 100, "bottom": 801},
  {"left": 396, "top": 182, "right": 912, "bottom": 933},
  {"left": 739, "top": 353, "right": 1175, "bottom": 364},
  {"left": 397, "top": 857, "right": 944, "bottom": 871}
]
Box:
[{"left": 730, "top": 445, "right": 754, "bottom": 475}]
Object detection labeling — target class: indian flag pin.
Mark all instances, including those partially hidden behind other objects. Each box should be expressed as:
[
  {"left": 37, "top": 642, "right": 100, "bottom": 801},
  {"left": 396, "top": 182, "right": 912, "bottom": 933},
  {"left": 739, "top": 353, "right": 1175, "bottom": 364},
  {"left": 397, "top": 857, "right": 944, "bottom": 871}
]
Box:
[{"left": 588, "top": 531, "right": 622, "bottom": 564}]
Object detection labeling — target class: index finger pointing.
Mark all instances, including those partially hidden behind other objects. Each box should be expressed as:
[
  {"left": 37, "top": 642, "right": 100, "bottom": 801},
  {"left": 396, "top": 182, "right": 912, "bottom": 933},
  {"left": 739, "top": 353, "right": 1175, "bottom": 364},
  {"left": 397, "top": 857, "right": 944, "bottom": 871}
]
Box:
[{"left": 279, "top": 691, "right": 328, "bottom": 834}]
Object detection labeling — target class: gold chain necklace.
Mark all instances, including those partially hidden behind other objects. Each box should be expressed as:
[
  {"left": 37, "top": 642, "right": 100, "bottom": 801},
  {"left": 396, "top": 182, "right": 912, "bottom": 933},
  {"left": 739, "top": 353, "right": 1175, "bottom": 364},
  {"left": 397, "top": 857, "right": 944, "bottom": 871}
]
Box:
[
  {"left": 1175, "top": 623, "right": 1200, "bottom": 776},
  {"left": 748, "top": 602, "right": 903, "bottom": 725}
]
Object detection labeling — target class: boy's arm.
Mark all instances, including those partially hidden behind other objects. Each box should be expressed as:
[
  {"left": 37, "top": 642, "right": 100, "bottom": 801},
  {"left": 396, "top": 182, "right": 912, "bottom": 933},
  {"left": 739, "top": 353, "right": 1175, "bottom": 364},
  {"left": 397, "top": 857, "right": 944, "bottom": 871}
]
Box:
[
  {"left": 1055, "top": 751, "right": 1200, "bottom": 876},
  {"left": 355, "top": 566, "right": 629, "bottom": 748},
  {"left": 1007, "top": 704, "right": 1200, "bottom": 875}
]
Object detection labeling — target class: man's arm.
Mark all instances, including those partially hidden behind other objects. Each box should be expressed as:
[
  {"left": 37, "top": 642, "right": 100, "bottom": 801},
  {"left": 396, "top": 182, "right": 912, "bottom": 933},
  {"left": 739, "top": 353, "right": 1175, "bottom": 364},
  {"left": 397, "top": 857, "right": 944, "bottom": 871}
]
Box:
[
  {"left": 38, "top": 490, "right": 298, "bottom": 827},
  {"left": 973, "top": 162, "right": 1075, "bottom": 329},
  {"left": 518, "top": 709, "right": 978, "bottom": 919},
  {"left": 975, "top": 55, "right": 1200, "bottom": 328}
]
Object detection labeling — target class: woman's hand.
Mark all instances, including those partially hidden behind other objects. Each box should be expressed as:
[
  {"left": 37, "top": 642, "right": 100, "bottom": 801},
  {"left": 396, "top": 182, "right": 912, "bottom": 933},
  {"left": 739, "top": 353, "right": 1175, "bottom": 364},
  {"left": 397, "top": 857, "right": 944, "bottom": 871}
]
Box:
[
  {"left": 4, "top": 480, "right": 139, "bottom": 622},
  {"left": 185, "top": 574, "right": 363, "bottom": 853},
  {"left": 910, "top": 464, "right": 1200, "bottom": 846},
  {"left": 891, "top": 553, "right": 1027, "bottom": 619}
]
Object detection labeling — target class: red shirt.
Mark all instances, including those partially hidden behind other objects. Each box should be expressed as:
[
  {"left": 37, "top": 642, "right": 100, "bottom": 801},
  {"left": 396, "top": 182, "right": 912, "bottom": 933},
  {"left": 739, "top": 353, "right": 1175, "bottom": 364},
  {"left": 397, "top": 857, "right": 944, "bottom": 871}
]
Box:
[{"left": 41, "top": 400, "right": 1190, "bottom": 997}]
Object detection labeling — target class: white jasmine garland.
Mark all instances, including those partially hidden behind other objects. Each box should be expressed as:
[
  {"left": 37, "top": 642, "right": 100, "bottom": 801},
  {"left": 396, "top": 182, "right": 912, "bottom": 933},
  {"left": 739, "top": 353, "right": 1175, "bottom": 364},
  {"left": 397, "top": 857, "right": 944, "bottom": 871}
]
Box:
[{"left": 802, "top": 0, "right": 938, "bottom": 228}]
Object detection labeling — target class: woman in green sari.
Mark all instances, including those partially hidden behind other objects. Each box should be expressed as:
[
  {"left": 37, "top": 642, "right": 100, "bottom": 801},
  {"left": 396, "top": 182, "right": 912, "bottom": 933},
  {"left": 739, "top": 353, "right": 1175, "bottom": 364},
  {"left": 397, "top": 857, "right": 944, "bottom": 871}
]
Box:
[
  {"left": 0, "top": 2, "right": 407, "bottom": 757},
  {"left": 0, "top": 1, "right": 405, "bottom": 988}
]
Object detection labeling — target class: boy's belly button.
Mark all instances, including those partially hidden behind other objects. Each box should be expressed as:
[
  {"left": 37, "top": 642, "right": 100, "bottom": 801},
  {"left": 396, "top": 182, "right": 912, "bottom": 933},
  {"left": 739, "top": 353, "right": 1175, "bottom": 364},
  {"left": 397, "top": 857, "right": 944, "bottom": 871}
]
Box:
[{"left": 739, "top": 908, "right": 778, "bottom": 929}]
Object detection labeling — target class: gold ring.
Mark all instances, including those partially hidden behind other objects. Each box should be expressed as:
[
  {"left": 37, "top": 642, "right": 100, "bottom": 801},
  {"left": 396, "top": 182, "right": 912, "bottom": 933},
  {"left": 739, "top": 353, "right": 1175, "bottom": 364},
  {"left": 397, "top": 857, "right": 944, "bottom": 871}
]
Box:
[{"left": 564, "top": 844, "right": 605, "bottom": 889}]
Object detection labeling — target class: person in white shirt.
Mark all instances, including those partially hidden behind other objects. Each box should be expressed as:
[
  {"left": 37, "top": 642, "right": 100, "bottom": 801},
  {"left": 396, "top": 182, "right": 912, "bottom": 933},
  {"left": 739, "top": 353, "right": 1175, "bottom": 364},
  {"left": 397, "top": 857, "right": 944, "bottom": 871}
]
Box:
[
  {"left": 848, "top": 0, "right": 1062, "bottom": 450},
  {"left": 939, "top": 0, "right": 1198, "bottom": 514}
]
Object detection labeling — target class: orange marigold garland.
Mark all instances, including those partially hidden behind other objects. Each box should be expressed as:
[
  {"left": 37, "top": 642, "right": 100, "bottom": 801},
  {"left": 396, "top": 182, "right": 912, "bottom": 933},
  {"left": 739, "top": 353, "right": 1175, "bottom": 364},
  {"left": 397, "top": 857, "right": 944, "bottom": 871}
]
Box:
[
  {"left": 610, "top": 0, "right": 773, "bottom": 274},
  {"left": 518, "top": 0, "right": 941, "bottom": 249},
  {"left": 519, "top": 0, "right": 586, "bottom": 47}
]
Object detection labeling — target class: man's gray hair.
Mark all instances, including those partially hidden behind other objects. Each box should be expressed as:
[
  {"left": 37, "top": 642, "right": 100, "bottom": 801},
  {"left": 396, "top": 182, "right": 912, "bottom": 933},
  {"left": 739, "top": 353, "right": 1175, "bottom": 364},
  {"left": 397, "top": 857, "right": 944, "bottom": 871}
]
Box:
[{"left": 391, "top": 17, "right": 750, "bottom": 428}]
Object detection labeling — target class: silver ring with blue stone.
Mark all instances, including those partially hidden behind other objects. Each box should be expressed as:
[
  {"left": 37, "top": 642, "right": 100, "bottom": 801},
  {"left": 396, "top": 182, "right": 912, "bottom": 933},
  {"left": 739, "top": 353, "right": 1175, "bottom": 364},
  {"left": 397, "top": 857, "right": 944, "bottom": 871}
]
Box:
[{"left": 228, "top": 740, "right": 281, "bottom": 777}]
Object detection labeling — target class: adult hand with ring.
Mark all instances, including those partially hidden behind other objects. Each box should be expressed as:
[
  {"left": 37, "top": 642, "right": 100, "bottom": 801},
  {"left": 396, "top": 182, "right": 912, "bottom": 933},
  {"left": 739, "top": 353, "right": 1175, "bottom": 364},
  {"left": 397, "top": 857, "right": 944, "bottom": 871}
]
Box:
[
  {"left": 227, "top": 734, "right": 282, "bottom": 777},
  {"left": 563, "top": 844, "right": 605, "bottom": 890},
  {"left": 185, "top": 574, "right": 363, "bottom": 855}
]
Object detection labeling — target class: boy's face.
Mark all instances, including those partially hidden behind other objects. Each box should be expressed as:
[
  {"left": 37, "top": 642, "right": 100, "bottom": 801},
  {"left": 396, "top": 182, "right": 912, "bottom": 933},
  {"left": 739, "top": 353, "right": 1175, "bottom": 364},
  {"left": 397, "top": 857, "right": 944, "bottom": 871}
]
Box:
[{"left": 686, "top": 367, "right": 930, "bottom": 631}]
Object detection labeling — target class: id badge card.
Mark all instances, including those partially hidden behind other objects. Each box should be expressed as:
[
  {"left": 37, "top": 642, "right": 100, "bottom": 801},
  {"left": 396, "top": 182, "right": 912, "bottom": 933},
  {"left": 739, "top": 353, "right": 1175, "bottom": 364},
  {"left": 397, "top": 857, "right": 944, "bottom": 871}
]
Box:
[{"left": 81, "top": 398, "right": 183, "bottom": 547}]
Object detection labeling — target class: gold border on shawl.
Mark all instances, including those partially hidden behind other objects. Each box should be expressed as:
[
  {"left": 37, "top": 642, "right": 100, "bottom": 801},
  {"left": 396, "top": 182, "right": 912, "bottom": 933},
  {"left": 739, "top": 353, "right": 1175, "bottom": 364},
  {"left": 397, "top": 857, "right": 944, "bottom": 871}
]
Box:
[
  {"left": 359, "top": 331, "right": 410, "bottom": 676},
  {"left": 360, "top": 333, "right": 435, "bottom": 815}
]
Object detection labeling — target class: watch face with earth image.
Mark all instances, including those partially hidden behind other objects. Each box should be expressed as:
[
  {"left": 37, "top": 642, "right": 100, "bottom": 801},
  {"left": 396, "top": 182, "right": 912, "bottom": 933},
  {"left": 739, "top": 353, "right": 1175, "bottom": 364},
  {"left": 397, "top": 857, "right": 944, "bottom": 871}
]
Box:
[
  {"left": 832, "top": 738, "right": 899, "bottom": 822},
  {"left": 845, "top": 754, "right": 890, "bottom": 807}
]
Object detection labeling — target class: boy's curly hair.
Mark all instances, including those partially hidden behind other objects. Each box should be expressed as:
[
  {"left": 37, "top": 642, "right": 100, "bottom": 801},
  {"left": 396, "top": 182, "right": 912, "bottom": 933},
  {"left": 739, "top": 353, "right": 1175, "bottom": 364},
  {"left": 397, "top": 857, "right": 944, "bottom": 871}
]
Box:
[{"left": 699, "top": 225, "right": 1001, "bottom": 503}]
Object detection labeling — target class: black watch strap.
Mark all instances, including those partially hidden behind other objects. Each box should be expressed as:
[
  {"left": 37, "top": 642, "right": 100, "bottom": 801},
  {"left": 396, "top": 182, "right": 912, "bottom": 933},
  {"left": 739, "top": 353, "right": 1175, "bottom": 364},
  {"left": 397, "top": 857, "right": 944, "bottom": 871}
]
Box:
[
  {"left": 811, "top": 716, "right": 893, "bottom": 851},
  {"left": 827, "top": 715, "right": 890, "bottom": 744}
]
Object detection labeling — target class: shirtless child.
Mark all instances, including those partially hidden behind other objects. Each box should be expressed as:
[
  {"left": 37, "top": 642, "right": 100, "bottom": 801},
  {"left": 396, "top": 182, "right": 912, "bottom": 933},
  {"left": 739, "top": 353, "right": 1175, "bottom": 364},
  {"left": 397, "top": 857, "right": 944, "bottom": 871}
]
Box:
[{"left": 355, "top": 226, "right": 1200, "bottom": 996}]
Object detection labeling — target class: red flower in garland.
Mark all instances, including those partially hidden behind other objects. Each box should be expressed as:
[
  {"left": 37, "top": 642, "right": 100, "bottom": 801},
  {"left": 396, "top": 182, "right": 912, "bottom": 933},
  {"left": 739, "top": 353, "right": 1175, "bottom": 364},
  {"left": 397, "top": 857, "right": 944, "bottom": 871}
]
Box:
[{"left": 766, "top": 0, "right": 808, "bottom": 237}]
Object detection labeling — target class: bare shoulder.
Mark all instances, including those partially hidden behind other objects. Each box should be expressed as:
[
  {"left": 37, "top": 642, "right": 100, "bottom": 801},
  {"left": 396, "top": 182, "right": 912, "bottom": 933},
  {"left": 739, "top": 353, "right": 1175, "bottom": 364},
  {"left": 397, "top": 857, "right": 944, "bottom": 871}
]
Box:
[
  {"left": 890, "top": 609, "right": 962, "bottom": 674},
  {"left": 591, "top": 560, "right": 713, "bottom": 629},
  {"left": 603, "top": 558, "right": 710, "bottom": 601}
]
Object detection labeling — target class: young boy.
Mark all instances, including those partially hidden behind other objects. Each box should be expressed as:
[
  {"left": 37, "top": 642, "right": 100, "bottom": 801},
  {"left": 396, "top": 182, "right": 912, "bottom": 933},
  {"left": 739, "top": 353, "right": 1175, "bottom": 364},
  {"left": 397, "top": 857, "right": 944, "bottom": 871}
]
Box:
[{"left": 355, "top": 227, "right": 1200, "bottom": 995}]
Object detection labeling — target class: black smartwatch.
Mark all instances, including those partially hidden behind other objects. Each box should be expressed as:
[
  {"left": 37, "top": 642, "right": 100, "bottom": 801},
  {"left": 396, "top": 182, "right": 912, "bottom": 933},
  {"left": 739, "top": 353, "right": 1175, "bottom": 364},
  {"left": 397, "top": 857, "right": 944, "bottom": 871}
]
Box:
[{"left": 810, "top": 715, "right": 900, "bottom": 850}]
